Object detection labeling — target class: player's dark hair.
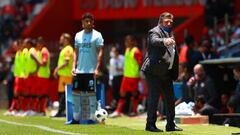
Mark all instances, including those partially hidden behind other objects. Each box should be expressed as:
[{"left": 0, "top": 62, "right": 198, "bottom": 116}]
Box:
[
  {"left": 24, "top": 38, "right": 35, "bottom": 47},
  {"left": 115, "top": 45, "right": 122, "bottom": 54},
  {"left": 82, "top": 12, "right": 94, "bottom": 20},
  {"left": 125, "top": 35, "right": 136, "bottom": 42},
  {"left": 125, "top": 35, "right": 137, "bottom": 47},
  {"left": 36, "top": 36, "right": 44, "bottom": 45}
]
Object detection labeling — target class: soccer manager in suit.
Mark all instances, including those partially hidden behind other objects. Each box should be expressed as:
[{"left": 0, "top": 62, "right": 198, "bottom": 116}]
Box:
[{"left": 141, "top": 12, "right": 182, "bottom": 132}]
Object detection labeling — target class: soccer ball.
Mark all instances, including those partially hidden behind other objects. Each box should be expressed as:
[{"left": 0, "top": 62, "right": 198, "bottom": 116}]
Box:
[
  {"left": 53, "top": 101, "right": 59, "bottom": 108},
  {"left": 137, "top": 104, "right": 145, "bottom": 114},
  {"left": 95, "top": 109, "right": 108, "bottom": 123}
]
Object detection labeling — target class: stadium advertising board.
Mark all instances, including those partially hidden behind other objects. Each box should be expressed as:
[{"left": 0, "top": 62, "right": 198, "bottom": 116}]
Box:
[
  {"left": 73, "top": 0, "right": 205, "bottom": 20},
  {"left": 79, "top": 0, "right": 206, "bottom": 10}
]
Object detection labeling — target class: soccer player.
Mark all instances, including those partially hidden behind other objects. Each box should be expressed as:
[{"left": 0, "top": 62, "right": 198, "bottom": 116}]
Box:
[
  {"left": 5, "top": 39, "right": 24, "bottom": 115},
  {"left": 36, "top": 37, "right": 50, "bottom": 115},
  {"left": 53, "top": 33, "right": 73, "bottom": 117},
  {"left": 109, "top": 35, "right": 142, "bottom": 118},
  {"left": 68, "top": 12, "right": 104, "bottom": 124},
  {"left": 24, "top": 38, "right": 41, "bottom": 116}
]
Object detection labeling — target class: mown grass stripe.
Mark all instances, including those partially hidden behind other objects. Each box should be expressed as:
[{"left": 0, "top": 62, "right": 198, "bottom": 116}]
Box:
[{"left": 0, "top": 119, "right": 86, "bottom": 135}]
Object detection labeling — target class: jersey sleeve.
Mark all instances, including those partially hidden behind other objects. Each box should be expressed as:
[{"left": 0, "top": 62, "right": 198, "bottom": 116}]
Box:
[
  {"left": 42, "top": 48, "right": 49, "bottom": 62},
  {"left": 74, "top": 33, "right": 80, "bottom": 48},
  {"left": 96, "top": 33, "right": 104, "bottom": 47},
  {"left": 64, "top": 47, "right": 73, "bottom": 60},
  {"left": 134, "top": 48, "right": 143, "bottom": 66}
]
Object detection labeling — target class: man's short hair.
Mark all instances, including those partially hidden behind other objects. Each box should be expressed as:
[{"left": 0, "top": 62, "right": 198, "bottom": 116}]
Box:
[
  {"left": 36, "top": 36, "right": 44, "bottom": 45},
  {"left": 125, "top": 35, "right": 136, "bottom": 41},
  {"left": 82, "top": 12, "right": 94, "bottom": 20},
  {"left": 24, "top": 38, "right": 35, "bottom": 47},
  {"left": 62, "top": 33, "right": 71, "bottom": 42},
  {"left": 115, "top": 45, "right": 122, "bottom": 54},
  {"left": 158, "top": 12, "right": 174, "bottom": 24},
  {"left": 125, "top": 34, "right": 137, "bottom": 46}
]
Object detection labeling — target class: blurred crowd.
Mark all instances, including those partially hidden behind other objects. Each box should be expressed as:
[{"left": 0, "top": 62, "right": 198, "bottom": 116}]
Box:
[{"left": 0, "top": 0, "right": 47, "bottom": 55}]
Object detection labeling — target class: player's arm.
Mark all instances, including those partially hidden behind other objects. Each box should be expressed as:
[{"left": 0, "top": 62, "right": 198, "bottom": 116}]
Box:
[
  {"left": 31, "top": 51, "right": 41, "bottom": 66},
  {"left": 55, "top": 59, "right": 69, "bottom": 72},
  {"left": 40, "top": 49, "right": 49, "bottom": 66},
  {"left": 30, "top": 50, "right": 41, "bottom": 73},
  {"left": 53, "top": 59, "right": 69, "bottom": 79},
  {"left": 134, "top": 48, "right": 143, "bottom": 66},
  {"left": 59, "top": 60, "right": 69, "bottom": 70},
  {"left": 72, "top": 47, "right": 78, "bottom": 76},
  {"left": 94, "top": 33, "right": 104, "bottom": 78},
  {"left": 95, "top": 46, "right": 103, "bottom": 77}
]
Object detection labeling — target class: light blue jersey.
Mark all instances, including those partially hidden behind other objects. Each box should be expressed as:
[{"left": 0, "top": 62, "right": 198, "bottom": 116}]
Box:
[{"left": 75, "top": 29, "right": 104, "bottom": 73}]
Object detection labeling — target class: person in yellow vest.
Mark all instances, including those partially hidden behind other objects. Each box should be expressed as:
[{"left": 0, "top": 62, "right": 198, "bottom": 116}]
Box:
[
  {"left": 7, "top": 38, "right": 40, "bottom": 116},
  {"left": 109, "top": 35, "right": 143, "bottom": 118},
  {"left": 5, "top": 39, "right": 24, "bottom": 115},
  {"left": 16, "top": 39, "right": 30, "bottom": 115},
  {"left": 35, "top": 37, "right": 50, "bottom": 115},
  {"left": 53, "top": 33, "right": 73, "bottom": 117},
  {"left": 24, "top": 38, "right": 42, "bottom": 116}
]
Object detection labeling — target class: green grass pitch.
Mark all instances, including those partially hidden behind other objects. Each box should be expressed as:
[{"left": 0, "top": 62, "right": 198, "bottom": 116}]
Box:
[{"left": 0, "top": 110, "right": 239, "bottom": 135}]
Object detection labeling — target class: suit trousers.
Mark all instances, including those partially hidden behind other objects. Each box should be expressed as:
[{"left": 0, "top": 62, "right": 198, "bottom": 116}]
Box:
[{"left": 145, "top": 73, "right": 175, "bottom": 125}]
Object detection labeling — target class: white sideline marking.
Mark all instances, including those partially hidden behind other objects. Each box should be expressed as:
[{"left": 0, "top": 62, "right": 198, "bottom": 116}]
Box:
[{"left": 0, "top": 119, "right": 86, "bottom": 135}]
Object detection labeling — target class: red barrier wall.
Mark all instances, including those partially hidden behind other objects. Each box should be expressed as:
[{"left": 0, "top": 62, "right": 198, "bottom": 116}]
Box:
[
  {"left": 22, "top": 0, "right": 205, "bottom": 42},
  {"left": 22, "top": 0, "right": 77, "bottom": 41}
]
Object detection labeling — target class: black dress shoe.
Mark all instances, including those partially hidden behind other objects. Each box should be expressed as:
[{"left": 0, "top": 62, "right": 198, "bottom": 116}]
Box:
[
  {"left": 145, "top": 125, "right": 163, "bottom": 132},
  {"left": 166, "top": 125, "right": 183, "bottom": 132}
]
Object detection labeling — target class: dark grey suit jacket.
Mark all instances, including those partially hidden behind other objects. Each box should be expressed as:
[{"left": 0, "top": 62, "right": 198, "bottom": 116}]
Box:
[{"left": 141, "top": 26, "right": 179, "bottom": 80}]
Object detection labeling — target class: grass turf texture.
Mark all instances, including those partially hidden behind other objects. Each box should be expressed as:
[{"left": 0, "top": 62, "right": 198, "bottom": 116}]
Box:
[{"left": 0, "top": 110, "right": 239, "bottom": 135}]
